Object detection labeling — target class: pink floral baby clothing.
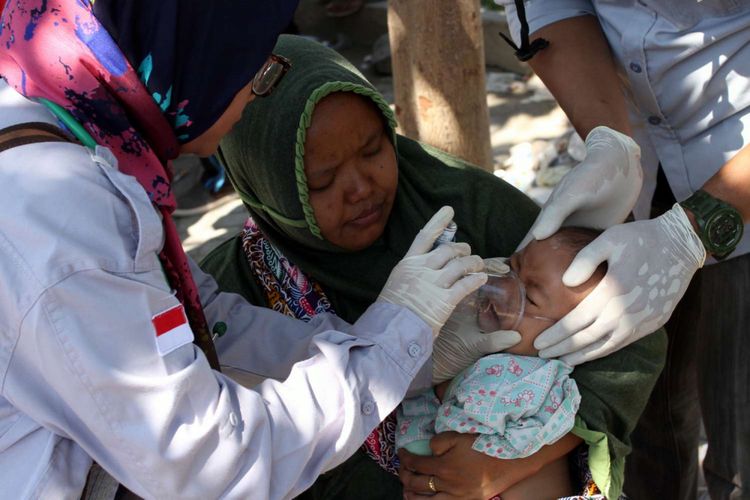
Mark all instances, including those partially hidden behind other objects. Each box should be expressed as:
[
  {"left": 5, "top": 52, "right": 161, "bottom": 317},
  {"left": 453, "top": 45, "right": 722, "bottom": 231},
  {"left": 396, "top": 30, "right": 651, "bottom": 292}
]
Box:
[{"left": 396, "top": 354, "right": 580, "bottom": 458}]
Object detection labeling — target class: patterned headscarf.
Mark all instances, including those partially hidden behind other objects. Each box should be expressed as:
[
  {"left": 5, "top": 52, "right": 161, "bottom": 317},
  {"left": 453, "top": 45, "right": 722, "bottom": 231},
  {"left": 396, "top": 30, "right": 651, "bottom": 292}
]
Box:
[{"left": 0, "top": 0, "right": 298, "bottom": 367}]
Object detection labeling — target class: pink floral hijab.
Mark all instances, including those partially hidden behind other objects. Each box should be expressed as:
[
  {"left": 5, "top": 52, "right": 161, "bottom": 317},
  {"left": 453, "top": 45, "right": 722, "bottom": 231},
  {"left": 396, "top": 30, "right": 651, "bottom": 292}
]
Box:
[{"left": 0, "top": 0, "right": 298, "bottom": 367}]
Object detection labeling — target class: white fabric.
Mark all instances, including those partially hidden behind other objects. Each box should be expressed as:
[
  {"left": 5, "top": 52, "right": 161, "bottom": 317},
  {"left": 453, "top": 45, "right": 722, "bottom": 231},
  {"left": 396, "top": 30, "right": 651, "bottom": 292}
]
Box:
[
  {"left": 0, "top": 80, "right": 432, "bottom": 500},
  {"left": 498, "top": 0, "right": 750, "bottom": 261},
  {"left": 378, "top": 206, "right": 488, "bottom": 336},
  {"left": 536, "top": 204, "right": 706, "bottom": 364}
]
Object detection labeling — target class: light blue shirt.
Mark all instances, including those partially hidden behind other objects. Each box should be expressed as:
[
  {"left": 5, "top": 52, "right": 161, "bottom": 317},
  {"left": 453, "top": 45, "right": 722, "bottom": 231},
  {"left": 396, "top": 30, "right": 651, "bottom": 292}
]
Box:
[
  {"left": 0, "top": 81, "right": 432, "bottom": 500},
  {"left": 499, "top": 0, "right": 750, "bottom": 260}
]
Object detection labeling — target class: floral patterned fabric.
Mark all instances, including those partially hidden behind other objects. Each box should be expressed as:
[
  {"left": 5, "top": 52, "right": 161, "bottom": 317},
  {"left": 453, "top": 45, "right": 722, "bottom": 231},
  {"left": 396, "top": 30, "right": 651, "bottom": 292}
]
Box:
[
  {"left": 397, "top": 355, "right": 580, "bottom": 459},
  {"left": 0, "top": 0, "right": 296, "bottom": 367},
  {"left": 242, "top": 219, "right": 332, "bottom": 321}
]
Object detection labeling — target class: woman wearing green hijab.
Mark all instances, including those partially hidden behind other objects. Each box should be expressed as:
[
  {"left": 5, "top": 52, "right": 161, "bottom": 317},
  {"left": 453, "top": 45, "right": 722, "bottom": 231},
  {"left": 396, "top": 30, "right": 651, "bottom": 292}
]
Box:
[{"left": 203, "top": 35, "right": 666, "bottom": 499}]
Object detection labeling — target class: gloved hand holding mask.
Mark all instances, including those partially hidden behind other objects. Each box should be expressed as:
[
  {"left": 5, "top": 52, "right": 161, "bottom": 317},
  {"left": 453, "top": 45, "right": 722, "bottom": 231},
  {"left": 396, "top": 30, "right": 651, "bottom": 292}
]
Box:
[{"left": 432, "top": 257, "right": 522, "bottom": 383}]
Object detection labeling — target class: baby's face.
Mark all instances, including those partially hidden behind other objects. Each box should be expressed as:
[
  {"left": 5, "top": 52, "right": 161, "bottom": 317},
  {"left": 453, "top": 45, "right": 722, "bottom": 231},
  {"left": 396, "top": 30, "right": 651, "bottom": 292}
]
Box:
[{"left": 502, "top": 236, "right": 602, "bottom": 356}]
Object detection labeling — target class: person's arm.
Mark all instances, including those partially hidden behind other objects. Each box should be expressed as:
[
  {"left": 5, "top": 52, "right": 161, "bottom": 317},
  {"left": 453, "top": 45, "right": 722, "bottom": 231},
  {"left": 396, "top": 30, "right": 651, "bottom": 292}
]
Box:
[
  {"left": 525, "top": 15, "right": 631, "bottom": 137},
  {"left": 7, "top": 266, "right": 431, "bottom": 499},
  {"left": 686, "top": 143, "right": 750, "bottom": 228},
  {"left": 506, "top": 15, "right": 645, "bottom": 251},
  {"left": 190, "top": 257, "right": 436, "bottom": 394},
  {"left": 500, "top": 14, "right": 712, "bottom": 364},
  {"left": 399, "top": 330, "right": 667, "bottom": 500},
  {"left": 399, "top": 432, "right": 582, "bottom": 498},
  {"left": 7, "top": 201, "right": 486, "bottom": 499},
  {"left": 528, "top": 15, "right": 750, "bottom": 230},
  {"left": 498, "top": 0, "right": 626, "bottom": 136}
]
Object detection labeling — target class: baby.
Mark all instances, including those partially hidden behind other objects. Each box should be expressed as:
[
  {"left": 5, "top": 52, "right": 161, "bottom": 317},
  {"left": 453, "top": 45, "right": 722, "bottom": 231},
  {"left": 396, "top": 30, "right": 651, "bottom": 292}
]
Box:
[{"left": 396, "top": 227, "right": 606, "bottom": 500}]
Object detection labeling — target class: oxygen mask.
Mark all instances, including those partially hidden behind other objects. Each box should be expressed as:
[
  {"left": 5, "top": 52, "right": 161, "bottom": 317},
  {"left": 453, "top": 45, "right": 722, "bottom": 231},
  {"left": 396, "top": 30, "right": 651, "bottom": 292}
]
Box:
[{"left": 453, "top": 266, "right": 555, "bottom": 333}]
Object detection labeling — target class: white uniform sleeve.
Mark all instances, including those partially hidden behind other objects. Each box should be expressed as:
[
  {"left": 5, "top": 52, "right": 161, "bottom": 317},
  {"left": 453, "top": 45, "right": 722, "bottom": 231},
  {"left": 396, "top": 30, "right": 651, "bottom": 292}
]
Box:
[
  {"left": 5, "top": 264, "right": 431, "bottom": 499},
  {"left": 496, "top": 0, "right": 595, "bottom": 45},
  {"left": 188, "top": 257, "right": 433, "bottom": 395}
]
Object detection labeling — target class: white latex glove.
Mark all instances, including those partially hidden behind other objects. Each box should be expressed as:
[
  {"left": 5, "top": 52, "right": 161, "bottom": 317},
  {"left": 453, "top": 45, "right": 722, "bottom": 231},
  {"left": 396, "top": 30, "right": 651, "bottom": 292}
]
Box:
[
  {"left": 432, "top": 256, "right": 520, "bottom": 383},
  {"left": 535, "top": 204, "right": 706, "bottom": 365},
  {"left": 432, "top": 314, "right": 521, "bottom": 384},
  {"left": 378, "top": 206, "right": 488, "bottom": 337},
  {"left": 518, "top": 126, "right": 643, "bottom": 250},
  {"left": 483, "top": 256, "right": 511, "bottom": 275}
]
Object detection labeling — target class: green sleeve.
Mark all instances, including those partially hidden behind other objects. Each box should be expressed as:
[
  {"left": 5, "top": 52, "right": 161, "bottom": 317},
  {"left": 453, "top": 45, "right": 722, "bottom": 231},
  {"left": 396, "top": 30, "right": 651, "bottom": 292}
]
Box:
[{"left": 570, "top": 330, "right": 668, "bottom": 499}]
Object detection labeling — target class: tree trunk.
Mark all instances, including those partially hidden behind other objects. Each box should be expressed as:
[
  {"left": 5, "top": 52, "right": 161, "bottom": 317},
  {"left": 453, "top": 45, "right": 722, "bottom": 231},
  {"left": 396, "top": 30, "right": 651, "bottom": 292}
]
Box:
[{"left": 388, "top": 0, "right": 493, "bottom": 171}]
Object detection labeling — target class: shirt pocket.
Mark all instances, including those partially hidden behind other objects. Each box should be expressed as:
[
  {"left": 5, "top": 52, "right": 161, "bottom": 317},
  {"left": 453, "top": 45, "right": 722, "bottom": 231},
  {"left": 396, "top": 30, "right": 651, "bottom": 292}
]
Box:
[{"left": 89, "top": 147, "right": 164, "bottom": 273}]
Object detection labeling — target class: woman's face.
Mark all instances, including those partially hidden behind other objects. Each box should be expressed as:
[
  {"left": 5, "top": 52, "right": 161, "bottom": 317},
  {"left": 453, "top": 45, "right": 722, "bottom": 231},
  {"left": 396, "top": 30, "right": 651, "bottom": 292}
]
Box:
[{"left": 304, "top": 92, "right": 398, "bottom": 251}]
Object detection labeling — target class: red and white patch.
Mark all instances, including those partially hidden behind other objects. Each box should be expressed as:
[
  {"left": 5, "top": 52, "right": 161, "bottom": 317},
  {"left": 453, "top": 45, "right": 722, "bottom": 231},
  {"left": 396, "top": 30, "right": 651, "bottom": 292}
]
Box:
[{"left": 152, "top": 304, "right": 194, "bottom": 356}]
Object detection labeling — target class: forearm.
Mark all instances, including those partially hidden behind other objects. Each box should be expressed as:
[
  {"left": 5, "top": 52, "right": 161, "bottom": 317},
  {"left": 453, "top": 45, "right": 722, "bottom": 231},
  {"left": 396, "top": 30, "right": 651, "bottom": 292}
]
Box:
[
  {"left": 491, "top": 433, "right": 583, "bottom": 493},
  {"left": 399, "top": 430, "right": 582, "bottom": 499},
  {"left": 675, "top": 143, "right": 750, "bottom": 255},
  {"left": 700, "top": 142, "right": 750, "bottom": 220},
  {"left": 14, "top": 269, "right": 431, "bottom": 499},
  {"left": 527, "top": 16, "right": 631, "bottom": 138}
]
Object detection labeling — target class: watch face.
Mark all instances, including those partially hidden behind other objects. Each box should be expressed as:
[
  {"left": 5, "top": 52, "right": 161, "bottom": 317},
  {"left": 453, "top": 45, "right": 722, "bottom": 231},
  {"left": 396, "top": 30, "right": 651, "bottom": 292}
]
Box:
[{"left": 707, "top": 210, "right": 743, "bottom": 248}]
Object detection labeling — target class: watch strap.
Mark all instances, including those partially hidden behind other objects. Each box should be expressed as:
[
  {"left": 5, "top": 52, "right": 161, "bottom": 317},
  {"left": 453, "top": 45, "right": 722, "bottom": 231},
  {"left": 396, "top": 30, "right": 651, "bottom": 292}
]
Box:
[{"left": 680, "top": 190, "right": 743, "bottom": 260}]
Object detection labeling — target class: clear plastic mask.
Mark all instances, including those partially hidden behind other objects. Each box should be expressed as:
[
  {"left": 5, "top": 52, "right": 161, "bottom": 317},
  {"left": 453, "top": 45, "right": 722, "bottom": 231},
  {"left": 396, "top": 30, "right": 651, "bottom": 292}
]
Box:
[{"left": 453, "top": 268, "right": 555, "bottom": 333}]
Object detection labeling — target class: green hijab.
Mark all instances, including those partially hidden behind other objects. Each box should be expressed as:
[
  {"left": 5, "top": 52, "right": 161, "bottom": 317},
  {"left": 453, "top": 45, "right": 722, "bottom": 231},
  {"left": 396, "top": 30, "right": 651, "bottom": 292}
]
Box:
[{"left": 209, "top": 34, "right": 539, "bottom": 322}]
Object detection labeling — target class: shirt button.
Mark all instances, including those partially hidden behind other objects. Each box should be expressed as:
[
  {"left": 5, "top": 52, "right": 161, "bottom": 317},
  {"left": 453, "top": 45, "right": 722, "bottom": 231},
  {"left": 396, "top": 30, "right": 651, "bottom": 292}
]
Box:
[
  {"left": 361, "top": 401, "right": 375, "bottom": 416},
  {"left": 648, "top": 116, "right": 662, "bottom": 125},
  {"left": 629, "top": 62, "right": 642, "bottom": 73},
  {"left": 407, "top": 342, "right": 422, "bottom": 358},
  {"left": 212, "top": 321, "right": 228, "bottom": 340},
  {"left": 229, "top": 412, "right": 239, "bottom": 427}
]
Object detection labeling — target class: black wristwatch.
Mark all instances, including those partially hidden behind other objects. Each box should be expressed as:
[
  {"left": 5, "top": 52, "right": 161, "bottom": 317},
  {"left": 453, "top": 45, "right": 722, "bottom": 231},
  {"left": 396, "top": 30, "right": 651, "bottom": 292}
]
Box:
[{"left": 680, "top": 190, "right": 744, "bottom": 260}]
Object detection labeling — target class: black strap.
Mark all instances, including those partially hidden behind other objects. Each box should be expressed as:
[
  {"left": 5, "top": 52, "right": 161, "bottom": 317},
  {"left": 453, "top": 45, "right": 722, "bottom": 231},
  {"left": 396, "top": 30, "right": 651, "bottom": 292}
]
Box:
[
  {"left": 499, "top": 0, "right": 549, "bottom": 62},
  {"left": 0, "top": 122, "right": 74, "bottom": 152}
]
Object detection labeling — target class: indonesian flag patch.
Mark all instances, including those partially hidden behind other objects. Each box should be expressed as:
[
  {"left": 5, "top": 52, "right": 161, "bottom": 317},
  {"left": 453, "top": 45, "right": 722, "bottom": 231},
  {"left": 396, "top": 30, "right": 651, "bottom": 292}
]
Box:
[{"left": 152, "top": 304, "right": 194, "bottom": 356}]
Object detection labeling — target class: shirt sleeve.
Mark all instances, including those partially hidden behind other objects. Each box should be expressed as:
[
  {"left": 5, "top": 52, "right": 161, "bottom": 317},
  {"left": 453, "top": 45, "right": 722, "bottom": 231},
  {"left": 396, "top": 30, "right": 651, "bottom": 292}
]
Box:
[
  {"left": 6, "top": 264, "right": 432, "bottom": 499},
  {"left": 495, "top": 0, "right": 596, "bottom": 46},
  {"left": 190, "top": 256, "right": 433, "bottom": 396}
]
